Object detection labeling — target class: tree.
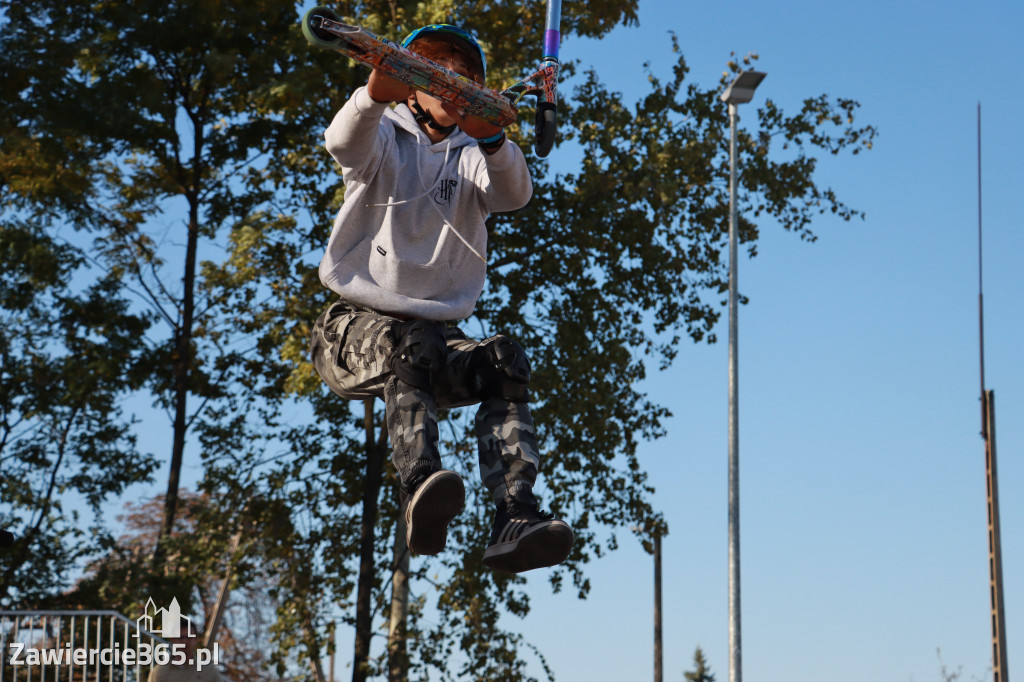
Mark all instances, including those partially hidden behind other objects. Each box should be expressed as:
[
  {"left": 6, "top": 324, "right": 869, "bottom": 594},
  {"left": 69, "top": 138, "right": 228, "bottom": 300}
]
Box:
[
  {"left": 684, "top": 646, "right": 715, "bottom": 682},
  {"left": 1, "top": 0, "right": 875, "bottom": 677},
  {"left": 74, "top": 492, "right": 313, "bottom": 680},
  {"left": 0, "top": 0, "right": 347, "bottom": 565},
  {"left": 0, "top": 220, "right": 156, "bottom": 605}
]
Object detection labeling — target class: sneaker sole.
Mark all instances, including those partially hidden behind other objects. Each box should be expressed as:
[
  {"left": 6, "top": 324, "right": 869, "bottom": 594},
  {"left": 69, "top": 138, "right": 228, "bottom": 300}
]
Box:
[
  {"left": 405, "top": 471, "right": 465, "bottom": 556},
  {"left": 482, "top": 520, "right": 574, "bottom": 574}
]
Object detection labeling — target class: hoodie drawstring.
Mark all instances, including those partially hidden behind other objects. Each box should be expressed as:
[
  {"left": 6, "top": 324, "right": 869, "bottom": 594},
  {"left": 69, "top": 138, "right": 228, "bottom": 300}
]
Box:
[{"left": 365, "top": 140, "right": 487, "bottom": 263}]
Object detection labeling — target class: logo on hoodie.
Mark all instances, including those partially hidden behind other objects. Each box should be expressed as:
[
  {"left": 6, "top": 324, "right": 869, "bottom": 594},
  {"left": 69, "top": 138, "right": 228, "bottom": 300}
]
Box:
[{"left": 434, "top": 179, "right": 458, "bottom": 207}]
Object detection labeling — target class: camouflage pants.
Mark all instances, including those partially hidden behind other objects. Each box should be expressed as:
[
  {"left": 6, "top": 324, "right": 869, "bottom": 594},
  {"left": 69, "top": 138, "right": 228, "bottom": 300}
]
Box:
[{"left": 309, "top": 299, "right": 539, "bottom": 502}]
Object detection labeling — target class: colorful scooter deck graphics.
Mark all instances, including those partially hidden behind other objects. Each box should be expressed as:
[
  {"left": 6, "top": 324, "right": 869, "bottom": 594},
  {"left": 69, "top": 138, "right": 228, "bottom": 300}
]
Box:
[
  {"left": 302, "top": 3, "right": 562, "bottom": 157},
  {"left": 302, "top": 8, "right": 517, "bottom": 127}
]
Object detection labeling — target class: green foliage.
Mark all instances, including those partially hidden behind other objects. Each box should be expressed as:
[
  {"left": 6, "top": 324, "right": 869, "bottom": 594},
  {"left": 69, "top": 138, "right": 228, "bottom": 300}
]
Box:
[
  {"left": 684, "top": 646, "right": 715, "bottom": 682},
  {"left": 0, "top": 220, "right": 156, "bottom": 605},
  {"left": 0, "top": 0, "right": 874, "bottom": 677},
  {"left": 476, "top": 44, "right": 875, "bottom": 604}
]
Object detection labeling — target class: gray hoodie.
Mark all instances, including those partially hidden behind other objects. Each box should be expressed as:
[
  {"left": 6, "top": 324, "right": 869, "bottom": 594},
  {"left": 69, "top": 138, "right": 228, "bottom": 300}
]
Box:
[{"left": 318, "top": 87, "right": 533, "bottom": 321}]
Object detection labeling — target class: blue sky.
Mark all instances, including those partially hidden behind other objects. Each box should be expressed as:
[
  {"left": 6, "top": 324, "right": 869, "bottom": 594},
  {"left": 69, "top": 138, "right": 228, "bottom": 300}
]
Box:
[{"left": 506, "top": 1, "right": 1023, "bottom": 681}]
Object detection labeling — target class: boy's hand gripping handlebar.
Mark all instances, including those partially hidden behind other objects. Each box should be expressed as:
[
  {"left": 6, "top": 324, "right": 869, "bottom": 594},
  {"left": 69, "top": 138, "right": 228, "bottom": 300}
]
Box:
[{"left": 302, "top": 2, "right": 562, "bottom": 157}]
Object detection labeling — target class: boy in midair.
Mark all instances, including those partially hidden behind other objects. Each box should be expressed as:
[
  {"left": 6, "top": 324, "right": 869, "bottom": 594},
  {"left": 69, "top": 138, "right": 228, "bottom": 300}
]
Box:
[{"left": 310, "top": 24, "right": 573, "bottom": 573}]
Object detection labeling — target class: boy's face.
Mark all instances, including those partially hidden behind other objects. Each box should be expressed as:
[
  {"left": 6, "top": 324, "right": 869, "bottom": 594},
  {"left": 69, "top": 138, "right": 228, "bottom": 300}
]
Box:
[{"left": 407, "top": 53, "right": 474, "bottom": 142}]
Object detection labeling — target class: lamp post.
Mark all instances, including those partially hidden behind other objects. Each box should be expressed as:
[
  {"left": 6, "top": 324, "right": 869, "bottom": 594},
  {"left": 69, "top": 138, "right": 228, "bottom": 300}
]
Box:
[
  {"left": 654, "top": 532, "right": 662, "bottom": 682},
  {"left": 719, "top": 69, "right": 766, "bottom": 682},
  {"left": 632, "top": 525, "right": 664, "bottom": 682}
]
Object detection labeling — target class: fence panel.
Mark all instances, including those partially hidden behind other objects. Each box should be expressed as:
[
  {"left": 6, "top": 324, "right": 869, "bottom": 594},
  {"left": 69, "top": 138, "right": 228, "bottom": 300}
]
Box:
[{"left": 0, "top": 611, "right": 166, "bottom": 682}]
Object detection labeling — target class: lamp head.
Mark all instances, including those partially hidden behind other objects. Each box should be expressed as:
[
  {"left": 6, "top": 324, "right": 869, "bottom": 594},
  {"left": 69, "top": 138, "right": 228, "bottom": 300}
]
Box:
[{"left": 721, "top": 70, "right": 767, "bottom": 105}]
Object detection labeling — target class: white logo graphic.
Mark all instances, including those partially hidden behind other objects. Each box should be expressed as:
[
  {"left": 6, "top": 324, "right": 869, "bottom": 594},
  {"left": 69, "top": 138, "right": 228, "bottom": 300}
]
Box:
[{"left": 137, "top": 596, "right": 196, "bottom": 639}]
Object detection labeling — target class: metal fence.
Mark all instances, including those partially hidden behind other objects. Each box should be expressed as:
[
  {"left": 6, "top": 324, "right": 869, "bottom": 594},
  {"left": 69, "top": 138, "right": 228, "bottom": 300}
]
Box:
[{"left": 0, "top": 611, "right": 165, "bottom": 682}]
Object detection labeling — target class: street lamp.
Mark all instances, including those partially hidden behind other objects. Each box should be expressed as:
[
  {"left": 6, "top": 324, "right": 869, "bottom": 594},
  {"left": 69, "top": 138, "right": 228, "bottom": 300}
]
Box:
[
  {"left": 719, "top": 69, "right": 766, "bottom": 682},
  {"left": 721, "top": 70, "right": 766, "bottom": 106}
]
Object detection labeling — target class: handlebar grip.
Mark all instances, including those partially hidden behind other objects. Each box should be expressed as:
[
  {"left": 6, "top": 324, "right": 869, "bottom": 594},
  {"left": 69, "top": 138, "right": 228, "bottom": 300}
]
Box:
[{"left": 535, "top": 101, "right": 557, "bottom": 157}]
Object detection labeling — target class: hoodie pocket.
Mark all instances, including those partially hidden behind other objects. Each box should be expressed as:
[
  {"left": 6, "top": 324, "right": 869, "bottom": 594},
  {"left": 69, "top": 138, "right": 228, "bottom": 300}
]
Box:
[{"left": 369, "top": 236, "right": 454, "bottom": 300}]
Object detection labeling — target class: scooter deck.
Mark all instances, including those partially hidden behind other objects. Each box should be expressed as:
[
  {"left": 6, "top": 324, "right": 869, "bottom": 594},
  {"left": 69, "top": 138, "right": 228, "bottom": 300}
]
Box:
[{"left": 302, "top": 9, "right": 518, "bottom": 128}]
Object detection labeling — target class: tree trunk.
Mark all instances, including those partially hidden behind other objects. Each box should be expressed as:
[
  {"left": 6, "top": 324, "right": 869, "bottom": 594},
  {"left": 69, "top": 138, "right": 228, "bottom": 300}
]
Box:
[
  {"left": 352, "top": 398, "right": 386, "bottom": 682},
  {"left": 203, "top": 531, "right": 243, "bottom": 648},
  {"left": 154, "top": 157, "right": 202, "bottom": 562},
  {"left": 304, "top": 616, "right": 328, "bottom": 682},
  {"left": 388, "top": 485, "right": 410, "bottom": 682}
]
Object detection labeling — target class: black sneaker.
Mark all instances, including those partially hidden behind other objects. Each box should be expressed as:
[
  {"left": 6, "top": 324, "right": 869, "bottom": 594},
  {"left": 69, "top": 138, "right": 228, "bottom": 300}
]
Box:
[
  {"left": 482, "top": 497, "right": 574, "bottom": 573},
  {"left": 404, "top": 470, "right": 465, "bottom": 556}
]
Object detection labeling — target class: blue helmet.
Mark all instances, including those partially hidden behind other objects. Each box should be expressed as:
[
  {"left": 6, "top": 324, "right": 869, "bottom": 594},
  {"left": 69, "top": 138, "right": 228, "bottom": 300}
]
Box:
[{"left": 401, "top": 24, "right": 486, "bottom": 80}]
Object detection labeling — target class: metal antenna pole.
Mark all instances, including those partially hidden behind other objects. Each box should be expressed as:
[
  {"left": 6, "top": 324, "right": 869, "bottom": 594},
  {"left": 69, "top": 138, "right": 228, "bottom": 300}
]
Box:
[
  {"left": 978, "top": 103, "right": 986, "bottom": 429},
  {"left": 977, "top": 102, "right": 1010, "bottom": 682},
  {"left": 984, "top": 391, "right": 1010, "bottom": 682}
]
